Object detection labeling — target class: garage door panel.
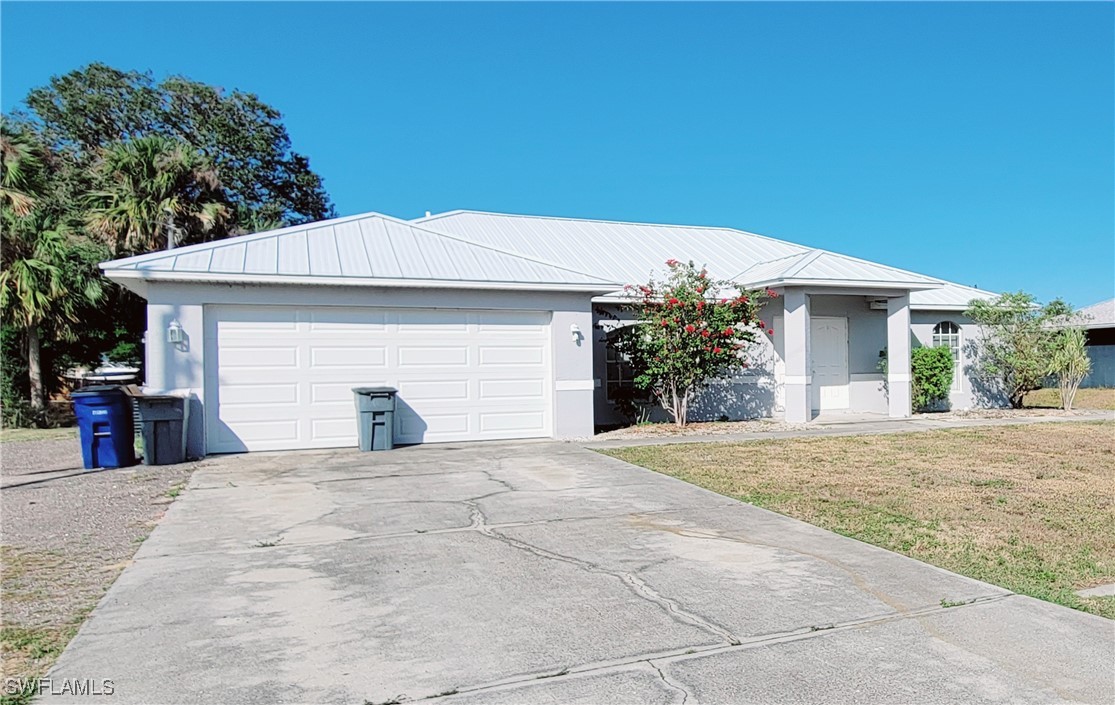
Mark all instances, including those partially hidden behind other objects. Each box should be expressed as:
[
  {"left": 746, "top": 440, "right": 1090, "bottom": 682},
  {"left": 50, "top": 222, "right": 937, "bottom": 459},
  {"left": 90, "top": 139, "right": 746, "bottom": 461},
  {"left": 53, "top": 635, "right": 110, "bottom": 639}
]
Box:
[
  {"left": 220, "top": 383, "right": 299, "bottom": 405},
  {"left": 479, "top": 378, "right": 546, "bottom": 399},
  {"left": 310, "top": 346, "right": 388, "bottom": 368},
  {"left": 397, "top": 346, "right": 470, "bottom": 367},
  {"left": 400, "top": 379, "right": 471, "bottom": 401},
  {"left": 220, "top": 347, "right": 298, "bottom": 369},
  {"left": 478, "top": 346, "right": 545, "bottom": 366},
  {"left": 209, "top": 306, "right": 552, "bottom": 452},
  {"left": 479, "top": 411, "right": 546, "bottom": 433}
]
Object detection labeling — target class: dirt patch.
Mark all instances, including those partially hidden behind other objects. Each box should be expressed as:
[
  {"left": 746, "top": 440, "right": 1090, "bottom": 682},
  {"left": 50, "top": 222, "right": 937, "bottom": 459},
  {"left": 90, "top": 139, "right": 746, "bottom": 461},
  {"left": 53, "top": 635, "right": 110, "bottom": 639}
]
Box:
[
  {"left": 594, "top": 418, "right": 797, "bottom": 441},
  {"left": 1023, "top": 387, "right": 1115, "bottom": 411},
  {"left": 603, "top": 421, "right": 1115, "bottom": 619},
  {"left": 1, "top": 437, "right": 198, "bottom": 695}
]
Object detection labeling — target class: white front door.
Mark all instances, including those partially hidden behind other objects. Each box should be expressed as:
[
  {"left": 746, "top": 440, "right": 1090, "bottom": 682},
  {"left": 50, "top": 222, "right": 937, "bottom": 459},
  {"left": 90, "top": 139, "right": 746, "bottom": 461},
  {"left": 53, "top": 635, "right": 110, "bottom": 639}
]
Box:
[
  {"left": 207, "top": 306, "right": 553, "bottom": 452},
  {"left": 810, "top": 317, "right": 849, "bottom": 411}
]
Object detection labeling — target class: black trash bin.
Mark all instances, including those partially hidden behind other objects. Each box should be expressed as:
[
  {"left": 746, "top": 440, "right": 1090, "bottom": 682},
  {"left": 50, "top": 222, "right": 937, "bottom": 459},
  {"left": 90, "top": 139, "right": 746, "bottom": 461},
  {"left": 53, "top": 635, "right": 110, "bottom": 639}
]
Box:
[
  {"left": 134, "top": 393, "right": 190, "bottom": 465},
  {"left": 71, "top": 385, "right": 136, "bottom": 469},
  {"left": 352, "top": 387, "right": 397, "bottom": 451}
]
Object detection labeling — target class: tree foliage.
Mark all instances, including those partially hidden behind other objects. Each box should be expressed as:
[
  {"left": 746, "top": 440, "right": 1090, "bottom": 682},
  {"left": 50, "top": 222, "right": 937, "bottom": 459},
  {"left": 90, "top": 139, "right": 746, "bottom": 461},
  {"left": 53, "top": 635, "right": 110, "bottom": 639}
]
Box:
[
  {"left": 911, "top": 345, "right": 954, "bottom": 412},
  {"left": 87, "top": 135, "right": 230, "bottom": 255},
  {"left": 610, "top": 260, "right": 771, "bottom": 426},
  {"left": 965, "top": 292, "right": 1072, "bottom": 409},
  {"left": 1047, "top": 327, "right": 1091, "bottom": 411},
  {"left": 10, "top": 62, "right": 333, "bottom": 230},
  {"left": 0, "top": 125, "right": 104, "bottom": 416}
]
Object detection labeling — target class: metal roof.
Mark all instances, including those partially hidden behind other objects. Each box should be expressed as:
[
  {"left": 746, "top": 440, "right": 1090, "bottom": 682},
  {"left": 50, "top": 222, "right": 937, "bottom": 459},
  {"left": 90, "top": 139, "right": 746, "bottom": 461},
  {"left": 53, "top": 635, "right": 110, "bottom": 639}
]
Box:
[
  {"left": 1070, "top": 298, "right": 1115, "bottom": 329},
  {"left": 416, "top": 210, "right": 996, "bottom": 307},
  {"left": 100, "top": 211, "right": 620, "bottom": 291},
  {"left": 733, "top": 249, "right": 944, "bottom": 290},
  {"left": 908, "top": 283, "right": 998, "bottom": 310},
  {"left": 414, "top": 210, "right": 810, "bottom": 284}
]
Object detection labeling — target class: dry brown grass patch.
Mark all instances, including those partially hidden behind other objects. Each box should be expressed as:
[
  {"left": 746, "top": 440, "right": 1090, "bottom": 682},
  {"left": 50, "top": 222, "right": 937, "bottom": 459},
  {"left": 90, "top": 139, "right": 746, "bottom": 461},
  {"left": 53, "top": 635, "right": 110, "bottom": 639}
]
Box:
[{"left": 604, "top": 422, "right": 1115, "bottom": 619}]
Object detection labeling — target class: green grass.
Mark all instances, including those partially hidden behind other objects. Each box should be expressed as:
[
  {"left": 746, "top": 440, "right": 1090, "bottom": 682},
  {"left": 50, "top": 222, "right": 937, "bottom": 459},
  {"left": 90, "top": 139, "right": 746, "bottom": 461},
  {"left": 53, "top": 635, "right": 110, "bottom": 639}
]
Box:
[
  {"left": 0, "top": 427, "right": 77, "bottom": 444},
  {"left": 603, "top": 422, "right": 1115, "bottom": 619}
]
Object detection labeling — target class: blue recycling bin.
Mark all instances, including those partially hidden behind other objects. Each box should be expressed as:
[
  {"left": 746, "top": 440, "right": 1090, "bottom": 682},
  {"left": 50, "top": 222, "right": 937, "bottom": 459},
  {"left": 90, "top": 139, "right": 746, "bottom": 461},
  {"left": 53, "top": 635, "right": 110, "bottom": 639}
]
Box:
[{"left": 71, "top": 386, "right": 136, "bottom": 469}]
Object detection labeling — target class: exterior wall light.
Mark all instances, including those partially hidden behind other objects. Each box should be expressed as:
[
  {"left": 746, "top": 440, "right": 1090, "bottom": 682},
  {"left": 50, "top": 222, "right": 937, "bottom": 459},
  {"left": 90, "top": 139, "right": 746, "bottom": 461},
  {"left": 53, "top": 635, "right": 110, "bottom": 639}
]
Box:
[
  {"left": 570, "top": 323, "right": 583, "bottom": 344},
  {"left": 167, "top": 320, "right": 185, "bottom": 344}
]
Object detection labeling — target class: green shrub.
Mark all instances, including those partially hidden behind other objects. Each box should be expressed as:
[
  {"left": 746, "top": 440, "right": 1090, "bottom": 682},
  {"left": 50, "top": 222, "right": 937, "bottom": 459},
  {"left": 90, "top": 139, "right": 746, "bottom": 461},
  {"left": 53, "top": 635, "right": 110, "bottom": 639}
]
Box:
[{"left": 912, "top": 346, "right": 955, "bottom": 412}]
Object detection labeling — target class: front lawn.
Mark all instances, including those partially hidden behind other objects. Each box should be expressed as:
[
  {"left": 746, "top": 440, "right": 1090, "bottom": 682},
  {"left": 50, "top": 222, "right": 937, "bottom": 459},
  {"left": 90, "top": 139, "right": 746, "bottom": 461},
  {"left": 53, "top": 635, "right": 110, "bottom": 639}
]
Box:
[
  {"left": 0, "top": 427, "right": 77, "bottom": 444},
  {"left": 602, "top": 421, "right": 1115, "bottom": 619},
  {"left": 1023, "top": 387, "right": 1115, "bottom": 411}
]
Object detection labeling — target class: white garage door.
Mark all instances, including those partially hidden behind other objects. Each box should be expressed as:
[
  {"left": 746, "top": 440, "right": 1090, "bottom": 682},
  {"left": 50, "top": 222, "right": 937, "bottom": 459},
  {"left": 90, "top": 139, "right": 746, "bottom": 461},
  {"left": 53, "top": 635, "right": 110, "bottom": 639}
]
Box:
[{"left": 207, "top": 306, "right": 552, "bottom": 452}]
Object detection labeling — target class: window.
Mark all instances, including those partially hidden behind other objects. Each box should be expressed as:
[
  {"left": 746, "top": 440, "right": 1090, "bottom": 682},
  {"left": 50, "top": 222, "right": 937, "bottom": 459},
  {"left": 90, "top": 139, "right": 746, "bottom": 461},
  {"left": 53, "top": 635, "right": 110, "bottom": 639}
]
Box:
[
  {"left": 605, "top": 336, "right": 636, "bottom": 401},
  {"left": 932, "top": 321, "right": 963, "bottom": 392}
]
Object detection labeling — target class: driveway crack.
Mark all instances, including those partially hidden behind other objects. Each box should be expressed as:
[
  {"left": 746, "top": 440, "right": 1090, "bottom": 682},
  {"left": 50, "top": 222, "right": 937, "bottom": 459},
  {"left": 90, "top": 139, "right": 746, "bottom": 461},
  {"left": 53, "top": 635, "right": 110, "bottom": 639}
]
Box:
[
  {"left": 650, "top": 662, "right": 692, "bottom": 704},
  {"left": 464, "top": 502, "right": 740, "bottom": 646}
]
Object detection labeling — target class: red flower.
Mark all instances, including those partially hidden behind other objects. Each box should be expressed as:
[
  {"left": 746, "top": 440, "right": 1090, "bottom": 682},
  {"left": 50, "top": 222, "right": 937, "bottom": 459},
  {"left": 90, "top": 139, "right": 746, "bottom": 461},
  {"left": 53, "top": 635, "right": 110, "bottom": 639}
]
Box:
[
  {"left": 701, "top": 330, "right": 710, "bottom": 338},
  {"left": 766, "top": 288, "right": 779, "bottom": 298},
  {"left": 758, "top": 320, "right": 765, "bottom": 328},
  {"left": 660, "top": 319, "right": 669, "bottom": 326},
  {"left": 668, "top": 297, "right": 679, "bottom": 305},
  {"left": 666, "top": 259, "right": 679, "bottom": 266},
  {"left": 713, "top": 347, "right": 722, "bottom": 354},
  {"left": 767, "top": 329, "right": 774, "bottom": 335},
  {"left": 696, "top": 301, "right": 705, "bottom": 310},
  {"left": 696, "top": 286, "right": 704, "bottom": 294},
  {"left": 720, "top": 298, "right": 728, "bottom": 304},
  {"left": 723, "top": 327, "right": 734, "bottom": 336},
  {"left": 685, "top": 324, "right": 696, "bottom": 333}
]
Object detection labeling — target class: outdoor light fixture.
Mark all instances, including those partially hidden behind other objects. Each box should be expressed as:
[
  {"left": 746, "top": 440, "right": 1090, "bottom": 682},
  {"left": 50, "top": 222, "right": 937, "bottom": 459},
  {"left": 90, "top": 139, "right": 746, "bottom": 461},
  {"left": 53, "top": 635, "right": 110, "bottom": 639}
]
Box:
[
  {"left": 570, "top": 323, "right": 582, "bottom": 343},
  {"left": 167, "top": 320, "right": 185, "bottom": 344}
]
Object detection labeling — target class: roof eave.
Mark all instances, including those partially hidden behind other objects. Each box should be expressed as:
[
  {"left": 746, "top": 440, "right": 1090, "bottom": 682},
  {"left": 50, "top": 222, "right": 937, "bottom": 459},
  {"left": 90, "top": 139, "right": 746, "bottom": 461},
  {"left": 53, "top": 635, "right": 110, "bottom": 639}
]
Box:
[
  {"left": 101, "top": 269, "right": 621, "bottom": 294},
  {"left": 739, "top": 277, "right": 943, "bottom": 292}
]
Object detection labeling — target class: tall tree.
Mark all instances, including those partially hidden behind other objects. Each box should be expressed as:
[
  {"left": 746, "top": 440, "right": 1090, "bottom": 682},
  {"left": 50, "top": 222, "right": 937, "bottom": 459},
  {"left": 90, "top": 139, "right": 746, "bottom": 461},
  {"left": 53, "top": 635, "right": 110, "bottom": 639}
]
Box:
[
  {"left": 9, "top": 63, "right": 333, "bottom": 231},
  {"left": 87, "top": 135, "right": 230, "bottom": 255},
  {"left": 0, "top": 127, "right": 103, "bottom": 415}
]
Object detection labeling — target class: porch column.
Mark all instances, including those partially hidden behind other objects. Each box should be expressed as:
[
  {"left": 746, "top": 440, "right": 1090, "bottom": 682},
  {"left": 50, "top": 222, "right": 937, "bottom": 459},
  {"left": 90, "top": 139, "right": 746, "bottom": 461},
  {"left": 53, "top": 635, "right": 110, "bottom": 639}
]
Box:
[
  {"left": 783, "top": 288, "right": 811, "bottom": 423},
  {"left": 886, "top": 294, "right": 912, "bottom": 418}
]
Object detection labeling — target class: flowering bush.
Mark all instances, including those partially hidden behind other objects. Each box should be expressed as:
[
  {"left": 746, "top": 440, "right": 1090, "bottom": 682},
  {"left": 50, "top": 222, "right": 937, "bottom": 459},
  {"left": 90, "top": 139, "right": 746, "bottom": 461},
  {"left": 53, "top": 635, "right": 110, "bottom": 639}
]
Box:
[{"left": 610, "top": 260, "right": 772, "bottom": 426}]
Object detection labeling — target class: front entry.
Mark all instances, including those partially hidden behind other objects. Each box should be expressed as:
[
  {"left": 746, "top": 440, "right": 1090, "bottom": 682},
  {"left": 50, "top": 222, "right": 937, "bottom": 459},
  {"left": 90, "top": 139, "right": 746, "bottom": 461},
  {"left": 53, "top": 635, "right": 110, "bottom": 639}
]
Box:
[{"left": 810, "top": 317, "right": 849, "bottom": 411}]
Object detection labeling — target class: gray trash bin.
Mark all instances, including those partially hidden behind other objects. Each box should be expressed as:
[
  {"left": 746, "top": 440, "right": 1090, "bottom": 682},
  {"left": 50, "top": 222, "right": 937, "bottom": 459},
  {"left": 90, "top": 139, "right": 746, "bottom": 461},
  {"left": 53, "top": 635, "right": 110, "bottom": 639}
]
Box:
[
  {"left": 135, "top": 394, "right": 190, "bottom": 465},
  {"left": 353, "top": 387, "right": 398, "bottom": 451}
]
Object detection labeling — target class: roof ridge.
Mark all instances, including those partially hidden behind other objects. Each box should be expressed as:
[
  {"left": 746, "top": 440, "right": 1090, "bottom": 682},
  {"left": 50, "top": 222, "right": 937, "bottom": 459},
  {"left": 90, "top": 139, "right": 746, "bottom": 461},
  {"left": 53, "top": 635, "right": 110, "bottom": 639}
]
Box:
[
  {"left": 416, "top": 209, "right": 812, "bottom": 252},
  {"left": 729, "top": 249, "right": 813, "bottom": 281},
  {"left": 375, "top": 212, "right": 618, "bottom": 284},
  {"left": 102, "top": 210, "right": 618, "bottom": 285},
  {"left": 101, "top": 209, "right": 396, "bottom": 268},
  {"left": 780, "top": 249, "right": 826, "bottom": 279}
]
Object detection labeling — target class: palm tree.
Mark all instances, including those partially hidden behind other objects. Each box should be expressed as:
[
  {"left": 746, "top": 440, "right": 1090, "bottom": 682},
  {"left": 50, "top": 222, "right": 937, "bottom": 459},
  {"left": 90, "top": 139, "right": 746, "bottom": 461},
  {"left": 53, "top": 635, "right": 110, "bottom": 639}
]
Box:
[
  {"left": 86, "top": 135, "right": 230, "bottom": 255},
  {"left": 0, "top": 124, "right": 43, "bottom": 217},
  {"left": 1, "top": 128, "right": 103, "bottom": 415}
]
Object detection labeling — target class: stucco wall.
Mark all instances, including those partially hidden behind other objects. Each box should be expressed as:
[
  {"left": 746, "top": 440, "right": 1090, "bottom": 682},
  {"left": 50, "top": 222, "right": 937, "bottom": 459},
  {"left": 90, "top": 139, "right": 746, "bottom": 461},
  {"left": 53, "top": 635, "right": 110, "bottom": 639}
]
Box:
[
  {"left": 909, "top": 311, "right": 1002, "bottom": 409},
  {"left": 142, "top": 281, "right": 597, "bottom": 455},
  {"left": 591, "top": 296, "right": 1001, "bottom": 424}
]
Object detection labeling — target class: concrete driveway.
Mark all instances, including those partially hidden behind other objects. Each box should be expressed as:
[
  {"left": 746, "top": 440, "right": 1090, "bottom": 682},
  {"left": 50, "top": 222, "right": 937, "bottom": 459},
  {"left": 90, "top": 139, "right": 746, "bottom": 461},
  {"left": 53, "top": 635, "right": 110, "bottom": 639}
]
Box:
[{"left": 44, "top": 441, "right": 1112, "bottom": 704}]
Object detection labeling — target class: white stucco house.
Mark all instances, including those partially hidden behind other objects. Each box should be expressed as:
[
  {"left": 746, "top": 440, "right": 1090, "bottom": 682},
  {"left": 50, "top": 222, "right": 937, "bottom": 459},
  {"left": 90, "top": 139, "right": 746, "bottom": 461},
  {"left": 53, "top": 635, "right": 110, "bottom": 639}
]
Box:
[{"left": 100, "top": 210, "right": 998, "bottom": 456}]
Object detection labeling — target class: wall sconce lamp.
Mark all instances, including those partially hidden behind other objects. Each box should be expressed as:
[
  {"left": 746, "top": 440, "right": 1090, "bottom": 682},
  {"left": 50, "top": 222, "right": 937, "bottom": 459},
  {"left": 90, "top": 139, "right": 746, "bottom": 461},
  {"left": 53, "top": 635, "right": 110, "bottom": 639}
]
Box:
[
  {"left": 570, "top": 323, "right": 583, "bottom": 344},
  {"left": 167, "top": 319, "right": 185, "bottom": 344}
]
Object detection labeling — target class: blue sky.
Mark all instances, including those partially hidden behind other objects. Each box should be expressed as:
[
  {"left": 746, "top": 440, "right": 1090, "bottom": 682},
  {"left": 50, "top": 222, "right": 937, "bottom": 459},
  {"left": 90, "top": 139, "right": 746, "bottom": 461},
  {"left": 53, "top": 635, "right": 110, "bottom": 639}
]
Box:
[{"left": 3, "top": 2, "right": 1112, "bottom": 306}]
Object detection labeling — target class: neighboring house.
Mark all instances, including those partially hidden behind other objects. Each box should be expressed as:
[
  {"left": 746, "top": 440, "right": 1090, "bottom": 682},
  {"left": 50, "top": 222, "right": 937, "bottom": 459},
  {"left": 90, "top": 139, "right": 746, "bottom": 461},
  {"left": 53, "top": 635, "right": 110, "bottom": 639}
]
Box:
[
  {"left": 1070, "top": 298, "right": 1115, "bottom": 388},
  {"left": 100, "top": 210, "right": 998, "bottom": 455}
]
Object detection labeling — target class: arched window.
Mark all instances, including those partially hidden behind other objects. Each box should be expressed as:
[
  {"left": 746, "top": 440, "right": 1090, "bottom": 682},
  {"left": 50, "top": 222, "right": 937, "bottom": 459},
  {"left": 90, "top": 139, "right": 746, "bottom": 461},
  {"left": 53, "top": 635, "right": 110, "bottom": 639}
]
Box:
[{"left": 932, "top": 321, "right": 962, "bottom": 392}]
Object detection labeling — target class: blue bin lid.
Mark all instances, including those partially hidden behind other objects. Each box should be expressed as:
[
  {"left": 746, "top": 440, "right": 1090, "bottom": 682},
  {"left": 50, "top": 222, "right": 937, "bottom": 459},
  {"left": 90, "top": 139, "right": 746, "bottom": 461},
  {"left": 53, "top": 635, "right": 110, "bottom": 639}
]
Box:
[{"left": 71, "top": 385, "right": 127, "bottom": 398}]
